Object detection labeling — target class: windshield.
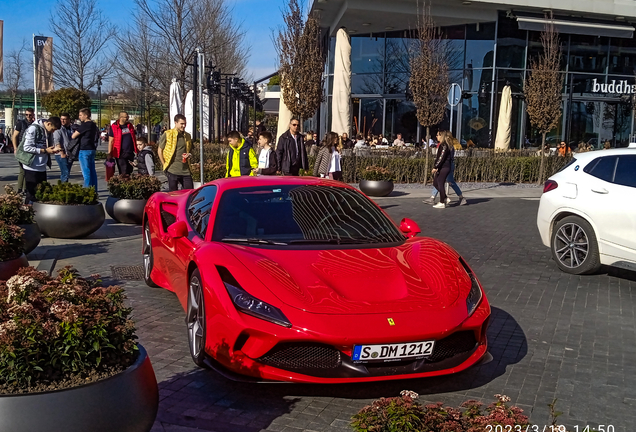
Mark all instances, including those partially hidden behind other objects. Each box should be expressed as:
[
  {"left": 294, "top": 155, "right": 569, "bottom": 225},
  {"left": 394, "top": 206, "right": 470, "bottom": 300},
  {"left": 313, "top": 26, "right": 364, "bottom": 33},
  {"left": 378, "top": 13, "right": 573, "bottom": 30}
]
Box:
[{"left": 212, "top": 185, "right": 405, "bottom": 245}]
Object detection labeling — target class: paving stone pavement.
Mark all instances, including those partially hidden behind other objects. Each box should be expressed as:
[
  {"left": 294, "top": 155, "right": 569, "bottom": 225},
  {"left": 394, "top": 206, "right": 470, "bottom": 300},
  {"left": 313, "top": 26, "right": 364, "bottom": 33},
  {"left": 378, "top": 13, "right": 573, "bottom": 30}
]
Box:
[{"left": 28, "top": 196, "right": 636, "bottom": 432}]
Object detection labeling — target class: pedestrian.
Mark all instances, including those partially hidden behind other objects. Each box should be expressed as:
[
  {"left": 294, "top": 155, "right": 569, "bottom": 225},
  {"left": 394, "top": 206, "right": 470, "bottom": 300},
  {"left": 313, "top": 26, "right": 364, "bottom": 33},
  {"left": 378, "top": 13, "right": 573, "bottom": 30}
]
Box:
[
  {"left": 72, "top": 108, "right": 99, "bottom": 191},
  {"left": 15, "top": 117, "right": 61, "bottom": 203},
  {"left": 0, "top": 128, "right": 6, "bottom": 153},
  {"left": 431, "top": 130, "right": 453, "bottom": 209},
  {"left": 393, "top": 133, "right": 405, "bottom": 147},
  {"left": 425, "top": 131, "right": 466, "bottom": 206},
  {"left": 304, "top": 130, "right": 316, "bottom": 153},
  {"left": 255, "top": 131, "right": 278, "bottom": 176},
  {"left": 341, "top": 132, "right": 353, "bottom": 149},
  {"left": 557, "top": 141, "right": 571, "bottom": 157},
  {"left": 275, "top": 118, "right": 307, "bottom": 176},
  {"left": 255, "top": 118, "right": 266, "bottom": 137},
  {"left": 314, "top": 132, "right": 338, "bottom": 178},
  {"left": 53, "top": 113, "right": 74, "bottom": 182},
  {"left": 308, "top": 132, "right": 319, "bottom": 156},
  {"left": 129, "top": 136, "right": 155, "bottom": 176},
  {"left": 329, "top": 135, "right": 343, "bottom": 181},
  {"left": 225, "top": 130, "right": 258, "bottom": 178},
  {"left": 158, "top": 114, "right": 194, "bottom": 191},
  {"left": 12, "top": 108, "right": 36, "bottom": 192},
  {"left": 107, "top": 111, "right": 137, "bottom": 175}
]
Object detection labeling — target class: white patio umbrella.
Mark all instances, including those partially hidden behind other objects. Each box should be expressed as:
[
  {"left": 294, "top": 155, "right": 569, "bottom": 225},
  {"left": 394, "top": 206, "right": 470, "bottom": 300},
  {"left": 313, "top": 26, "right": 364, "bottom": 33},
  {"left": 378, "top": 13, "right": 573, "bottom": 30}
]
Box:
[
  {"left": 184, "top": 90, "right": 194, "bottom": 137},
  {"left": 331, "top": 27, "right": 352, "bottom": 136},
  {"left": 169, "top": 78, "right": 183, "bottom": 129},
  {"left": 494, "top": 85, "right": 512, "bottom": 151}
]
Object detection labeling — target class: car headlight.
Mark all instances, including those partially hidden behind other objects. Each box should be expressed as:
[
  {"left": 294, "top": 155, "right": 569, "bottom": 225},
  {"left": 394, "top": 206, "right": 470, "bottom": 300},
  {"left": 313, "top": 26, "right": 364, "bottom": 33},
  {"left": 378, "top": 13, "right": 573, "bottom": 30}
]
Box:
[
  {"left": 459, "top": 257, "right": 483, "bottom": 316},
  {"left": 223, "top": 281, "right": 292, "bottom": 328}
]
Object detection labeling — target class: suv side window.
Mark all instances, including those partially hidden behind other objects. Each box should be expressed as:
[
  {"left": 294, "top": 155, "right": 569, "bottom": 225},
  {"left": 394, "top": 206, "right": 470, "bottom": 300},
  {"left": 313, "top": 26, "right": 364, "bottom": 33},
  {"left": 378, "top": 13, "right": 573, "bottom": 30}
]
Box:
[
  {"left": 614, "top": 155, "right": 636, "bottom": 188},
  {"left": 584, "top": 156, "right": 617, "bottom": 182},
  {"left": 187, "top": 185, "right": 218, "bottom": 238}
]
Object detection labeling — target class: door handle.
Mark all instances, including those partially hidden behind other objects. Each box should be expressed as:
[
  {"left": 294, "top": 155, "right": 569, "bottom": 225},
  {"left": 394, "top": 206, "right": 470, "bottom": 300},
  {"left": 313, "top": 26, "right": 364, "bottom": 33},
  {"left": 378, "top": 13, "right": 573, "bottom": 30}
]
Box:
[{"left": 591, "top": 187, "right": 609, "bottom": 194}]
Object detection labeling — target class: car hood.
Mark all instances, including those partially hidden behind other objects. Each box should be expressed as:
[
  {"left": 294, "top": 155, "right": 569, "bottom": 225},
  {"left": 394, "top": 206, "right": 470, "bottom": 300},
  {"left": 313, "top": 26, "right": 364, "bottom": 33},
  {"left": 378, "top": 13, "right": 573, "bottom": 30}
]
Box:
[{"left": 222, "top": 238, "right": 465, "bottom": 315}]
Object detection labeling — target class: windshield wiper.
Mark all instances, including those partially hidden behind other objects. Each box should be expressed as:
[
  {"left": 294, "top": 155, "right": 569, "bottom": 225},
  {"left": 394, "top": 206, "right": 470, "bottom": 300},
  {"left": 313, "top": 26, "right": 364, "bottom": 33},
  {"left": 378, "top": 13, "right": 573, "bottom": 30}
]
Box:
[
  {"left": 221, "top": 238, "right": 288, "bottom": 246},
  {"left": 288, "top": 238, "right": 376, "bottom": 245}
]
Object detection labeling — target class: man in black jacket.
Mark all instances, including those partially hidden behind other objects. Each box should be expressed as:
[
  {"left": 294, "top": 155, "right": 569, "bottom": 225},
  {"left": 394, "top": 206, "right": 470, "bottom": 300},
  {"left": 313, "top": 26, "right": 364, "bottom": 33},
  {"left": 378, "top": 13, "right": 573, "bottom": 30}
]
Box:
[{"left": 275, "top": 119, "right": 307, "bottom": 176}]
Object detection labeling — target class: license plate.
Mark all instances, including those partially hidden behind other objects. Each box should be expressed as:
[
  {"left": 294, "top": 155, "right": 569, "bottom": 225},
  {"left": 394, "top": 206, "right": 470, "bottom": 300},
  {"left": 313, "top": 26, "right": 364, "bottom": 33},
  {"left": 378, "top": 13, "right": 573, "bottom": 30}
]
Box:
[{"left": 352, "top": 340, "right": 435, "bottom": 363}]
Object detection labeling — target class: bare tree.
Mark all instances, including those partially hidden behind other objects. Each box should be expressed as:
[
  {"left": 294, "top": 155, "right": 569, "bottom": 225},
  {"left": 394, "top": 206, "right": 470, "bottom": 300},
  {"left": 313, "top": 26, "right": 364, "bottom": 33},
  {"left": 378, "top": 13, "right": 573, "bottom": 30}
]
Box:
[
  {"left": 132, "top": 0, "right": 248, "bottom": 103},
  {"left": 524, "top": 15, "right": 563, "bottom": 184},
  {"left": 274, "top": 0, "right": 325, "bottom": 129},
  {"left": 49, "top": 0, "right": 116, "bottom": 91},
  {"left": 409, "top": 3, "right": 450, "bottom": 184},
  {"left": 2, "top": 40, "right": 29, "bottom": 111}
]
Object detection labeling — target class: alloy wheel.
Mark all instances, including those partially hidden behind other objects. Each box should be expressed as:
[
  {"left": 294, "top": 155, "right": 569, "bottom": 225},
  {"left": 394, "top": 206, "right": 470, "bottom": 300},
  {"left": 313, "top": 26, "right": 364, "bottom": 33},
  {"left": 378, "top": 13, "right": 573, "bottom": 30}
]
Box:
[
  {"left": 553, "top": 222, "right": 589, "bottom": 269},
  {"left": 187, "top": 274, "right": 205, "bottom": 360}
]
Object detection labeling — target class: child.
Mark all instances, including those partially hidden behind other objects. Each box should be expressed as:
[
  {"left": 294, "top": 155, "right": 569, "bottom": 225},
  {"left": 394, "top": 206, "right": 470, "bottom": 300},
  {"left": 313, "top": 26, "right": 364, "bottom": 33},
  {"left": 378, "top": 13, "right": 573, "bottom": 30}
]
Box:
[
  {"left": 131, "top": 136, "right": 155, "bottom": 175},
  {"left": 225, "top": 130, "right": 258, "bottom": 177},
  {"left": 256, "top": 131, "right": 278, "bottom": 175}
]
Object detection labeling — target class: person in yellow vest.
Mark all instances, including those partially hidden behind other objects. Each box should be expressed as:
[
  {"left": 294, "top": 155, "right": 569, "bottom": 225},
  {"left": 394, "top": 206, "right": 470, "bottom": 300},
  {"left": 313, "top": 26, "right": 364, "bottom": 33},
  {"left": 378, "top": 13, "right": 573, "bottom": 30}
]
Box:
[
  {"left": 225, "top": 130, "right": 258, "bottom": 178},
  {"left": 158, "top": 114, "right": 193, "bottom": 191}
]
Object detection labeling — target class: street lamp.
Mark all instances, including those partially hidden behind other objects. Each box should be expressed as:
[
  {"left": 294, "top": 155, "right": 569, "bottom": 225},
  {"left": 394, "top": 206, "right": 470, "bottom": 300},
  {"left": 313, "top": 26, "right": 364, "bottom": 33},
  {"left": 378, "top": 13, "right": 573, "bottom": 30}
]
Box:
[
  {"left": 97, "top": 75, "right": 102, "bottom": 129},
  {"left": 140, "top": 72, "right": 146, "bottom": 136}
]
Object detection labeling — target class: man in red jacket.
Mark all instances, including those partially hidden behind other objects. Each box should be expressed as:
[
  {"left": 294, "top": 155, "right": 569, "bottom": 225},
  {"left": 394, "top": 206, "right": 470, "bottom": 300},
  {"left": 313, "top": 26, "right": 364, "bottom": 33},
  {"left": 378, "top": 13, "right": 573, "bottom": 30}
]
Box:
[{"left": 107, "top": 111, "right": 137, "bottom": 175}]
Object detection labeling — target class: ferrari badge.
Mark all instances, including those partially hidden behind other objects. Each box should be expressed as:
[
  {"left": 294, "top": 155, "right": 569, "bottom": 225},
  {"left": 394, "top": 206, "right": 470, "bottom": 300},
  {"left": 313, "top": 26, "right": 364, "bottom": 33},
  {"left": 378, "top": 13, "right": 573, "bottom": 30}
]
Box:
[{"left": 387, "top": 318, "right": 395, "bottom": 326}]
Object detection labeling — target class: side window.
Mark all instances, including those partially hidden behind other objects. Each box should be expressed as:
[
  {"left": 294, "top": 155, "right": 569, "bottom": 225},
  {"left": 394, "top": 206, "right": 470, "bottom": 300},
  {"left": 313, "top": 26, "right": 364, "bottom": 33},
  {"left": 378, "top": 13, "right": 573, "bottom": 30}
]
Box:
[
  {"left": 614, "top": 155, "right": 636, "bottom": 188},
  {"left": 583, "top": 156, "right": 617, "bottom": 182},
  {"left": 187, "top": 186, "right": 217, "bottom": 238}
]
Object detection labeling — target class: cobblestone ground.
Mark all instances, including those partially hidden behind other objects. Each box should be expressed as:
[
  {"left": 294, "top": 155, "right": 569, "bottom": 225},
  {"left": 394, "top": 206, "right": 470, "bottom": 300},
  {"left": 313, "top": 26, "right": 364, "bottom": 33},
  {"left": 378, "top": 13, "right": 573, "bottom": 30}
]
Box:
[{"left": 48, "top": 197, "right": 636, "bottom": 432}]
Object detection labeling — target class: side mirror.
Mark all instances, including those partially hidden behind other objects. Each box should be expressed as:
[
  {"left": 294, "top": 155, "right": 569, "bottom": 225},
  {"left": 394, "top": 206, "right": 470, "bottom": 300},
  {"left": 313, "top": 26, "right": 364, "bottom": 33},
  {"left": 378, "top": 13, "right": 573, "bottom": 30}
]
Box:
[
  {"left": 399, "top": 218, "right": 421, "bottom": 238},
  {"left": 167, "top": 220, "right": 189, "bottom": 239}
]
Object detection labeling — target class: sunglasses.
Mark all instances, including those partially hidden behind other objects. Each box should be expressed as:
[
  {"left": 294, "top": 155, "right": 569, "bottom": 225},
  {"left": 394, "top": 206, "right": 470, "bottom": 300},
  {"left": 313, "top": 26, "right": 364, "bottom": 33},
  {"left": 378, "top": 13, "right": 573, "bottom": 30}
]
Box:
[{"left": 291, "top": 123, "right": 299, "bottom": 126}]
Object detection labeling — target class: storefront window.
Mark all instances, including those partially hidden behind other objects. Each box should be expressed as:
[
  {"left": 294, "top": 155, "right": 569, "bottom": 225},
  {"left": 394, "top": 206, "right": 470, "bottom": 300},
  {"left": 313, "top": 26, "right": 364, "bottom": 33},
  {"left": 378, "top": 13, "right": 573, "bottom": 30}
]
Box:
[
  {"left": 385, "top": 99, "right": 417, "bottom": 142},
  {"left": 609, "top": 37, "right": 636, "bottom": 75},
  {"left": 568, "top": 35, "right": 609, "bottom": 74},
  {"left": 527, "top": 31, "right": 568, "bottom": 70},
  {"left": 358, "top": 98, "right": 384, "bottom": 137},
  {"left": 465, "top": 22, "right": 495, "bottom": 69},
  {"left": 328, "top": 37, "right": 336, "bottom": 74},
  {"left": 352, "top": 74, "right": 384, "bottom": 94},
  {"left": 351, "top": 35, "right": 385, "bottom": 74},
  {"left": 385, "top": 38, "right": 414, "bottom": 75},
  {"left": 461, "top": 94, "right": 491, "bottom": 147},
  {"left": 385, "top": 73, "right": 409, "bottom": 95},
  {"left": 496, "top": 15, "right": 527, "bottom": 69},
  {"left": 463, "top": 68, "right": 492, "bottom": 93}
]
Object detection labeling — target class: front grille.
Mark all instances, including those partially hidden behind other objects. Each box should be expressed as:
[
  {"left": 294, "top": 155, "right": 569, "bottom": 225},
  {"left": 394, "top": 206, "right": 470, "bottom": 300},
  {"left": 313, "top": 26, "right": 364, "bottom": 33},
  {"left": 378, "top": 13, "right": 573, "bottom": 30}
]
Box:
[
  {"left": 428, "top": 331, "right": 477, "bottom": 363},
  {"left": 258, "top": 343, "right": 342, "bottom": 370}
]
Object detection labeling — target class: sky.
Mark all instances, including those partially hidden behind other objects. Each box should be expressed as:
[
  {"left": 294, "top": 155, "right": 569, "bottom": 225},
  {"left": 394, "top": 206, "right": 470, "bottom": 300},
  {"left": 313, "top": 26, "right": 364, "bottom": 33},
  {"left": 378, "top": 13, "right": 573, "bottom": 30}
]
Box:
[{"left": 0, "top": 0, "right": 286, "bottom": 87}]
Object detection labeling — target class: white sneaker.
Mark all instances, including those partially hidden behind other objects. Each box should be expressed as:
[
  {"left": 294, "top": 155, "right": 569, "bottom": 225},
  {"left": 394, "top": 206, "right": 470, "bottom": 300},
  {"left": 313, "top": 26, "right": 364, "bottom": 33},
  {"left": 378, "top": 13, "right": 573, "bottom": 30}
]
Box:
[
  {"left": 445, "top": 197, "right": 451, "bottom": 205},
  {"left": 432, "top": 202, "right": 446, "bottom": 209}
]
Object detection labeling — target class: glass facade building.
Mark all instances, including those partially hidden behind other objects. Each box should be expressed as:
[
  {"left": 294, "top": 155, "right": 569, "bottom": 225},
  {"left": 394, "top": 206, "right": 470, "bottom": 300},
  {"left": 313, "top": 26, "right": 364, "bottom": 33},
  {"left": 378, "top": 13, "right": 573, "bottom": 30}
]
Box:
[{"left": 322, "top": 12, "right": 636, "bottom": 148}]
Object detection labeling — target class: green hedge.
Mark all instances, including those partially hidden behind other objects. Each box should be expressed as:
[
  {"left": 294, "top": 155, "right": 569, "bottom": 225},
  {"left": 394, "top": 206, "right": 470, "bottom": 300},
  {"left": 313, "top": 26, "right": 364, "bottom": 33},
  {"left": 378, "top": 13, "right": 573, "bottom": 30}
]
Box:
[{"left": 191, "top": 142, "right": 571, "bottom": 184}]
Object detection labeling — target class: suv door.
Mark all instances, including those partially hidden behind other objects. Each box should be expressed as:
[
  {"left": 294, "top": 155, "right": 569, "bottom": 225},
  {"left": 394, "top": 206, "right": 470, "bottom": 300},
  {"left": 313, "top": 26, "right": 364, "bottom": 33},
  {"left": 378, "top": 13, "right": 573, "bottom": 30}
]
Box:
[{"left": 579, "top": 155, "right": 636, "bottom": 262}]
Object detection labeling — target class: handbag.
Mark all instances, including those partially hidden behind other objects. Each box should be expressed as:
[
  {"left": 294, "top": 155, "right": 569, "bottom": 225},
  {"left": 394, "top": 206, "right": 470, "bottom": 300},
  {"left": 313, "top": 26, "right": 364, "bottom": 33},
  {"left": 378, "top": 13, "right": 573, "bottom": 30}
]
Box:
[{"left": 66, "top": 138, "right": 80, "bottom": 162}]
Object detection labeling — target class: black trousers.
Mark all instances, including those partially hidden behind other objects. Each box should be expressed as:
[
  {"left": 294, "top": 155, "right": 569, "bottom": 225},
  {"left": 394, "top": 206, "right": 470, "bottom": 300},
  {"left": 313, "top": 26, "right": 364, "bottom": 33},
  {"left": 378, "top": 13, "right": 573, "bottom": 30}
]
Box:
[
  {"left": 166, "top": 172, "right": 194, "bottom": 191},
  {"left": 116, "top": 155, "right": 134, "bottom": 175},
  {"left": 284, "top": 162, "right": 301, "bottom": 176},
  {"left": 433, "top": 165, "right": 451, "bottom": 202},
  {"left": 24, "top": 169, "right": 47, "bottom": 203}
]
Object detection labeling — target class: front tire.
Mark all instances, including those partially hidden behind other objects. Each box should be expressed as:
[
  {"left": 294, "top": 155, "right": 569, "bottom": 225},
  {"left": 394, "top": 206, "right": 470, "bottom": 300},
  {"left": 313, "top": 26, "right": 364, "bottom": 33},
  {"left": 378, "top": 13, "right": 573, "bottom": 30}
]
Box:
[
  {"left": 551, "top": 216, "right": 601, "bottom": 275},
  {"left": 187, "top": 269, "right": 207, "bottom": 367},
  {"left": 142, "top": 222, "right": 159, "bottom": 287}
]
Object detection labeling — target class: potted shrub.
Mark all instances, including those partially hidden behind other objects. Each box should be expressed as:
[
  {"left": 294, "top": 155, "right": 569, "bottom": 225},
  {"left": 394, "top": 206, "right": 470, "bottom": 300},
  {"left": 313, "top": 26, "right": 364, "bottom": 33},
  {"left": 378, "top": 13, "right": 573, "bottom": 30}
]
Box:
[
  {"left": 0, "top": 267, "right": 158, "bottom": 432},
  {"left": 190, "top": 161, "right": 227, "bottom": 187},
  {"left": 0, "top": 186, "right": 39, "bottom": 254},
  {"left": 358, "top": 165, "right": 395, "bottom": 197},
  {"left": 0, "top": 221, "right": 28, "bottom": 280},
  {"left": 106, "top": 175, "right": 162, "bottom": 224},
  {"left": 33, "top": 182, "right": 104, "bottom": 239}
]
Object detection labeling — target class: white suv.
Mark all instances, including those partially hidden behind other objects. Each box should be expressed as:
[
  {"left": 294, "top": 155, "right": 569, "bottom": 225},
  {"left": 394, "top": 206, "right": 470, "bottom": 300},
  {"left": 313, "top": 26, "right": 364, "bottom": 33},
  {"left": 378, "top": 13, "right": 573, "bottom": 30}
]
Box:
[{"left": 537, "top": 146, "right": 636, "bottom": 274}]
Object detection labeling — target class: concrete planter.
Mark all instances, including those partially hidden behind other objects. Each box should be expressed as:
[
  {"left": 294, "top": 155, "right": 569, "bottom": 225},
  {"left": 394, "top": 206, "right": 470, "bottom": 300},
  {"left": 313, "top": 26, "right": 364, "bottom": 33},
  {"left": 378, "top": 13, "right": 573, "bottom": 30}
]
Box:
[
  {"left": 33, "top": 202, "right": 105, "bottom": 239},
  {"left": 0, "top": 254, "right": 29, "bottom": 281},
  {"left": 105, "top": 197, "right": 146, "bottom": 225},
  {"left": 19, "top": 223, "right": 41, "bottom": 254},
  {"left": 359, "top": 179, "right": 394, "bottom": 197},
  {"left": 0, "top": 344, "right": 158, "bottom": 432}
]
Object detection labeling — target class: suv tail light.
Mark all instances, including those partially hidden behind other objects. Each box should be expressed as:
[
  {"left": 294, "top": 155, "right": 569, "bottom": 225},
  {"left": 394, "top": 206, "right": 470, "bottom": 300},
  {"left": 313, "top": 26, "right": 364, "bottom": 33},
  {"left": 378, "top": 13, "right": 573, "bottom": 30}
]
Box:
[{"left": 543, "top": 180, "right": 558, "bottom": 193}]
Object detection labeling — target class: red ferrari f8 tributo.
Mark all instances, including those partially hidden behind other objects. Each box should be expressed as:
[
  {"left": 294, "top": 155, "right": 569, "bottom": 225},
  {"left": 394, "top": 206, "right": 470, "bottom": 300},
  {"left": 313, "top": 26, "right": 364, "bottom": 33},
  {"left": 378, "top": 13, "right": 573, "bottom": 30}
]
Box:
[{"left": 142, "top": 176, "right": 490, "bottom": 383}]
